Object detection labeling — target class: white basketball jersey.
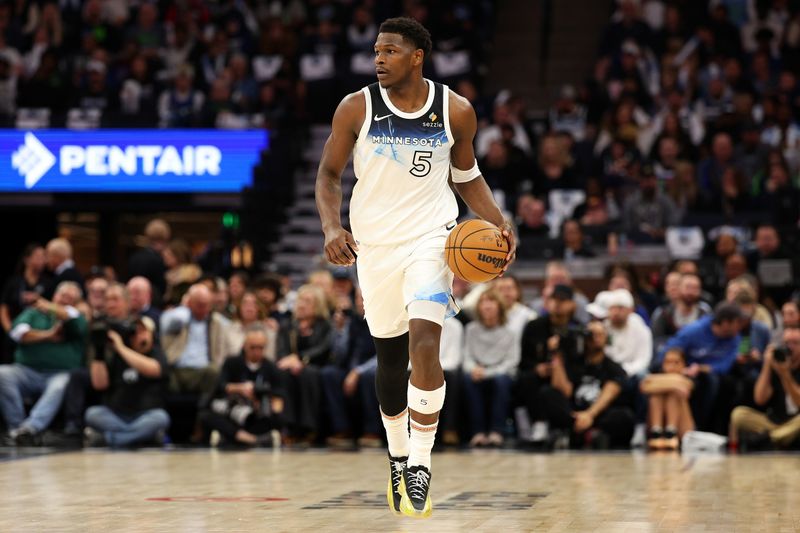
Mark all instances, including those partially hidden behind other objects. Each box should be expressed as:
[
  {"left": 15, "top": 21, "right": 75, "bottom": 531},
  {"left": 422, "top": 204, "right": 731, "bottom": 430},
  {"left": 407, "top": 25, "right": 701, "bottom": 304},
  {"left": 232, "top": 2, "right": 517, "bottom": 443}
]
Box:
[{"left": 350, "top": 79, "right": 457, "bottom": 246}]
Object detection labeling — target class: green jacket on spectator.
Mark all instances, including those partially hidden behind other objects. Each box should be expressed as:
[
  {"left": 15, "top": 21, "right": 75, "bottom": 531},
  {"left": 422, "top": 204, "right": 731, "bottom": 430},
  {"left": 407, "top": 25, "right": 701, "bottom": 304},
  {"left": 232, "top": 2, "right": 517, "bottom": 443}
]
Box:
[{"left": 12, "top": 308, "right": 88, "bottom": 371}]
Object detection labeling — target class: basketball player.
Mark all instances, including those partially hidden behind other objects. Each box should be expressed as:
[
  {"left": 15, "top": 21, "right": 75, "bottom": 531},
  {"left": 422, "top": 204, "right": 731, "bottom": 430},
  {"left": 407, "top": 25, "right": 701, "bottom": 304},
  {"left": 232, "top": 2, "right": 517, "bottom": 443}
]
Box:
[{"left": 315, "top": 17, "right": 515, "bottom": 518}]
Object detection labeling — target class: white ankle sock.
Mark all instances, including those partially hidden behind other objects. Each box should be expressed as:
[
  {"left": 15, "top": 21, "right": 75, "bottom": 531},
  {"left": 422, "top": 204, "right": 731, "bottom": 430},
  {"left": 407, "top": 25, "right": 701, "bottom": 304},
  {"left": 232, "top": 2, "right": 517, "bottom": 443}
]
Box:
[
  {"left": 408, "top": 419, "right": 438, "bottom": 470},
  {"left": 381, "top": 408, "right": 409, "bottom": 458}
]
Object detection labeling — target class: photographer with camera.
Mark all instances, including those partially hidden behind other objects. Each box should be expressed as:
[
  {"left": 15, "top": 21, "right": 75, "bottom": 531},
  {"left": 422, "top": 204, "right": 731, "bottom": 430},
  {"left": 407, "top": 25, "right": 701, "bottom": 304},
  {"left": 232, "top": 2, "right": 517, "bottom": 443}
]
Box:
[
  {"left": 538, "top": 320, "right": 634, "bottom": 449},
  {"left": 518, "top": 284, "right": 586, "bottom": 443},
  {"left": 198, "top": 328, "right": 285, "bottom": 447},
  {"left": 729, "top": 327, "right": 800, "bottom": 451},
  {"left": 83, "top": 314, "right": 170, "bottom": 447},
  {"left": 0, "top": 281, "right": 87, "bottom": 445}
]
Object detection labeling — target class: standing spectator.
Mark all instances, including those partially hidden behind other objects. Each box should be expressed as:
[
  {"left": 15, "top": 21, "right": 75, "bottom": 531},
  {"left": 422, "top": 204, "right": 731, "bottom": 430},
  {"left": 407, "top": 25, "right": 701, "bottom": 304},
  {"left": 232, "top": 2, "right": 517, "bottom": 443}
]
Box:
[
  {"left": 44, "top": 238, "right": 84, "bottom": 300},
  {"left": 128, "top": 219, "right": 170, "bottom": 302},
  {"left": 199, "top": 328, "right": 285, "bottom": 447},
  {"left": 1, "top": 244, "right": 48, "bottom": 364},
  {"left": 0, "top": 282, "right": 87, "bottom": 445},
  {"left": 538, "top": 320, "right": 635, "bottom": 449},
  {"left": 660, "top": 302, "right": 743, "bottom": 431},
  {"left": 730, "top": 327, "right": 800, "bottom": 451},
  {"left": 83, "top": 316, "right": 170, "bottom": 448},
  {"left": 622, "top": 164, "right": 681, "bottom": 243},
  {"left": 157, "top": 65, "right": 204, "bottom": 128},
  {"left": 462, "top": 290, "right": 519, "bottom": 447},
  {"left": 126, "top": 276, "right": 161, "bottom": 328},
  {"left": 640, "top": 347, "right": 694, "bottom": 450},
  {"left": 160, "top": 284, "right": 233, "bottom": 396},
  {"left": 275, "top": 284, "right": 332, "bottom": 444}
]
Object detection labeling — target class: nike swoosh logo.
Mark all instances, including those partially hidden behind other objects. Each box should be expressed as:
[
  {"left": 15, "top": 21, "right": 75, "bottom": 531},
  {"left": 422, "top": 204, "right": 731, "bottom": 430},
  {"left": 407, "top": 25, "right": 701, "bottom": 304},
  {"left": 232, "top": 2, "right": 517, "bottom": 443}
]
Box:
[
  {"left": 374, "top": 114, "right": 393, "bottom": 121},
  {"left": 446, "top": 222, "right": 456, "bottom": 230}
]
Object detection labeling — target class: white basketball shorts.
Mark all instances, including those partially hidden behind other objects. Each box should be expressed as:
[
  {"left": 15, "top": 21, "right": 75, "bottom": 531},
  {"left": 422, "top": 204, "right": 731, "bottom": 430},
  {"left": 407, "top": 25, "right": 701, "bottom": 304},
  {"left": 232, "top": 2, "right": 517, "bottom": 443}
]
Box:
[{"left": 356, "top": 221, "right": 458, "bottom": 338}]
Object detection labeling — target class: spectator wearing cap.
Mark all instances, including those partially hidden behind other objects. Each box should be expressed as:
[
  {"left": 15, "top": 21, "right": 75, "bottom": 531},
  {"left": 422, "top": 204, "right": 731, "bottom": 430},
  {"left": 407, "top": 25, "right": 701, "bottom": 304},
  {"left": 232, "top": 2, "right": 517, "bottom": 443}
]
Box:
[
  {"left": 528, "top": 261, "right": 590, "bottom": 324},
  {"left": 660, "top": 302, "right": 744, "bottom": 431},
  {"left": 128, "top": 219, "right": 171, "bottom": 302},
  {"left": 622, "top": 164, "right": 680, "bottom": 243},
  {"left": 518, "top": 283, "right": 584, "bottom": 443},
  {"left": 44, "top": 238, "right": 84, "bottom": 300},
  {"left": 83, "top": 315, "right": 170, "bottom": 448},
  {"left": 0, "top": 281, "right": 87, "bottom": 445},
  {"left": 537, "top": 319, "right": 635, "bottom": 449},
  {"left": 588, "top": 288, "right": 653, "bottom": 445}
]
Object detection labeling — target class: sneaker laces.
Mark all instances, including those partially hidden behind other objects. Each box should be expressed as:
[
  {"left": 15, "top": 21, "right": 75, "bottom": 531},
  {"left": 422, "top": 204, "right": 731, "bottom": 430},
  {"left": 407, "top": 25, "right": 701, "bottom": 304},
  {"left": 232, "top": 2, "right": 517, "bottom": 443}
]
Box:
[
  {"left": 406, "top": 468, "right": 430, "bottom": 500},
  {"left": 390, "top": 459, "right": 404, "bottom": 491}
]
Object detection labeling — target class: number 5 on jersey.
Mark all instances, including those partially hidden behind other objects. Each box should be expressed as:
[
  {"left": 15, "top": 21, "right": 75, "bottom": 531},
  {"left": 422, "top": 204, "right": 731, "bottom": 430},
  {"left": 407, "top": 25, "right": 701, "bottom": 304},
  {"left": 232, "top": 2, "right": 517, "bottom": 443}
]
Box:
[{"left": 410, "top": 150, "right": 432, "bottom": 177}]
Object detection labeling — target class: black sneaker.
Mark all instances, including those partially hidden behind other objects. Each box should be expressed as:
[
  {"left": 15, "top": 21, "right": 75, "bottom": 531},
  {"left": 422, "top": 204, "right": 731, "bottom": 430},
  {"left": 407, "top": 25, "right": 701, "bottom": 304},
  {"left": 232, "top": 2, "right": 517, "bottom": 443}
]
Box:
[
  {"left": 83, "top": 427, "right": 107, "bottom": 448},
  {"left": 386, "top": 453, "right": 407, "bottom": 515},
  {"left": 13, "top": 427, "right": 42, "bottom": 447},
  {"left": 399, "top": 464, "right": 432, "bottom": 518}
]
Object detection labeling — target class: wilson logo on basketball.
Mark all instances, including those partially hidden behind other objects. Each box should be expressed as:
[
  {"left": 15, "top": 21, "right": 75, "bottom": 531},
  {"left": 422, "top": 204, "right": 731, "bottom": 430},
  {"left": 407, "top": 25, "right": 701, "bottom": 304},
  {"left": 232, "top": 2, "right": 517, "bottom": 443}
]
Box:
[{"left": 477, "top": 253, "right": 506, "bottom": 269}]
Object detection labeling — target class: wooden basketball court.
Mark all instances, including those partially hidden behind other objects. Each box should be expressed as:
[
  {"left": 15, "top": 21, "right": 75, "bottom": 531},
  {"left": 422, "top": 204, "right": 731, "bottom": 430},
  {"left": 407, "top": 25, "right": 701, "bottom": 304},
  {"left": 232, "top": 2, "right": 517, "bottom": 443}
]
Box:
[{"left": 1, "top": 449, "right": 798, "bottom": 532}]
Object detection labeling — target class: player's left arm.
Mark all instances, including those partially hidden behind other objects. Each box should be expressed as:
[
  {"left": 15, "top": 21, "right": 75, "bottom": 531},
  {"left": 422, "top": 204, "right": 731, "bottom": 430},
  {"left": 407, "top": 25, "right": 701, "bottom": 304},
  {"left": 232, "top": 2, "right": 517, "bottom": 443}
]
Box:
[{"left": 448, "top": 92, "right": 516, "bottom": 271}]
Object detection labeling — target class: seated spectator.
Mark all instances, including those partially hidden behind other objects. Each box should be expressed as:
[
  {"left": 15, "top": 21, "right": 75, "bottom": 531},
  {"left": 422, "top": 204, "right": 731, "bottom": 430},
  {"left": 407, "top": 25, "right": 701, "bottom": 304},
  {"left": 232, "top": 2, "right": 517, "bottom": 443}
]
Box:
[
  {"left": 660, "top": 302, "right": 743, "bottom": 431},
  {"left": 44, "top": 238, "right": 84, "bottom": 299},
  {"left": 275, "top": 284, "right": 332, "bottom": 444},
  {"left": 519, "top": 284, "right": 584, "bottom": 443},
  {"left": 532, "top": 132, "right": 581, "bottom": 199},
  {"left": 773, "top": 300, "right": 800, "bottom": 343},
  {"left": 640, "top": 347, "right": 694, "bottom": 450},
  {"left": 651, "top": 274, "right": 713, "bottom": 347},
  {"left": 492, "top": 276, "right": 537, "bottom": 339},
  {"left": 725, "top": 276, "right": 774, "bottom": 330},
  {"left": 515, "top": 195, "right": 553, "bottom": 259},
  {"left": 697, "top": 133, "right": 735, "bottom": 203},
  {"left": 127, "top": 276, "right": 161, "bottom": 327},
  {"left": 437, "top": 316, "right": 464, "bottom": 446},
  {"left": 199, "top": 328, "right": 285, "bottom": 447},
  {"left": 529, "top": 261, "right": 590, "bottom": 323},
  {"left": 622, "top": 164, "right": 681, "bottom": 243},
  {"left": 605, "top": 263, "right": 655, "bottom": 323},
  {"left": 556, "top": 219, "right": 596, "bottom": 260},
  {"left": 0, "top": 282, "right": 87, "bottom": 445},
  {"left": 1, "top": 244, "right": 48, "bottom": 364},
  {"left": 462, "top": 290, "right": 520, "bottom": 447},
  {"left": 128, "top": 218, "right": 170, "bottom": 302},
  {"left": 538, "top": 320, "right": 635, "bottom": 449},
  {"left": 85, "top": 277, "right": 109, "bottom": 319},
  {"left": 730, "top": 327, "right": 800, "bottom": 451},
  {"left": 321, "top": 290, "right": 377, "bottom": 448},
  {"left": 227, "top": 271, "right": 249, "bottom": 314},
  {"left": 160, "top": 284, "right": 233, "bottom": 396},
  {"left": 83, "top": 316, "right": 170, "bottom": 448},
  {"left": 229, "top": 291, "right": 277, "bottom": 359},
  {"left": 745, "top": 223, "right": 789, "bottom": 273}
]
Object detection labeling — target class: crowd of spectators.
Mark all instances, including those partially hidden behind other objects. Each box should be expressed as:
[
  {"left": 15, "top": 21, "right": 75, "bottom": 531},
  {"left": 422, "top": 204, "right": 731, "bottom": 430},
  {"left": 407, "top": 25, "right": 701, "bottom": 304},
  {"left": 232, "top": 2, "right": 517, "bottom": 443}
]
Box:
[
  {"left": 0, "top": 0, "right": 492, "bottom": 128},
  {"left": 1, "top": 218, "right": 800, "bottom": 452}
]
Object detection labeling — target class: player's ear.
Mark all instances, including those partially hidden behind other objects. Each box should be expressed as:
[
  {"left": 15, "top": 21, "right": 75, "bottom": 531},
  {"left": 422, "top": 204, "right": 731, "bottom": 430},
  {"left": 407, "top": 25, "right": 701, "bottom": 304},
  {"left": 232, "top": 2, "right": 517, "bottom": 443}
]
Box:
[{"left": 413, "top": 49, "right": 423, "bottom": 66}]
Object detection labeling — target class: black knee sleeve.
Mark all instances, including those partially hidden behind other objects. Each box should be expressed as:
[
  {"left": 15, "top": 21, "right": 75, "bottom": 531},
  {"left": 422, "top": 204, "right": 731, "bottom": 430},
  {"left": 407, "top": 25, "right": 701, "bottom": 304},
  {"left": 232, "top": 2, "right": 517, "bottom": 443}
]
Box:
[{"left": 374, "top": 333, "right": 410, "bottom": 416}]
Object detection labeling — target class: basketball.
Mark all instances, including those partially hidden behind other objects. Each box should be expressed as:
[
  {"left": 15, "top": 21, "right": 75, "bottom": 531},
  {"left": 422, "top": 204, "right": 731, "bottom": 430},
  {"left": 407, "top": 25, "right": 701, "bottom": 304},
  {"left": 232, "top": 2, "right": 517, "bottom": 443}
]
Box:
[{"left": 445, "top": 219, "right": 509, "bottom": 283}]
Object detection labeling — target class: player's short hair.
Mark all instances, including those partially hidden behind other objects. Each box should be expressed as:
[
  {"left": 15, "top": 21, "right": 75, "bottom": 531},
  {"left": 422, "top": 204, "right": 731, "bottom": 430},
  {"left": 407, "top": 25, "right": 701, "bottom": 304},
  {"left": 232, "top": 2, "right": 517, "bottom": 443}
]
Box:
[{"left": 378, "top": 17, "right": 432, "bottom": 60}]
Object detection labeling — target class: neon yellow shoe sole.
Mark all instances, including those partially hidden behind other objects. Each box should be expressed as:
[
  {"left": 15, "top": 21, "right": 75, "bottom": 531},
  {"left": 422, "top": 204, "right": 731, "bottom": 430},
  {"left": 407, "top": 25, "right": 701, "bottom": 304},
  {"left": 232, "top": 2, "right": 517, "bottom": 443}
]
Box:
[
  {"left": 398, "top": 473, "right": 432, "bottom": 518},
  {"left": 387, "top": 477, "right": 402, "bottom": 516}
]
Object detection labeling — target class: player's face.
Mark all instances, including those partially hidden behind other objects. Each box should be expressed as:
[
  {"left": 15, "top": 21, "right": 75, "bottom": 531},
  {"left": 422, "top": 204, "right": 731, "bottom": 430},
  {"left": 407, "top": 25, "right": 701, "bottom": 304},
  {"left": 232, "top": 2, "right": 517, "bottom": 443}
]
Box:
[{"left": 374, "top": 32, "right": 421, "bottom": 88}]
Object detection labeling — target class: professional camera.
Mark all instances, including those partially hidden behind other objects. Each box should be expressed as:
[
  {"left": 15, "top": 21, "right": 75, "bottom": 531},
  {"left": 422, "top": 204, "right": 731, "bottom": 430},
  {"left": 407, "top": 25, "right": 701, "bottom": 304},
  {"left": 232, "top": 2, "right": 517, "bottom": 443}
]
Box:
[
  {"left": 89, "top": 317, "right": 137, "bottom": 357},
  {"left": 773, "top": 346, "right": 790, "bottom": 363},
  {"left": 211, "top": 381, "right": 278, "bottom": 425}
]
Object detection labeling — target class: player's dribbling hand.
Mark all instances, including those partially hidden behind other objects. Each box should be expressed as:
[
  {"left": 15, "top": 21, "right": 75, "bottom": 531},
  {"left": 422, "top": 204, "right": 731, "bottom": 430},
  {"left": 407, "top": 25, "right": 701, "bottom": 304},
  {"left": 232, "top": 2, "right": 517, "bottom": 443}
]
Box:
[
  {"left": 499, "top": 221, "right": 516, "bottom": 276},
  {"left": 323, "top": 225, "right": 358, "bottom": 266}
]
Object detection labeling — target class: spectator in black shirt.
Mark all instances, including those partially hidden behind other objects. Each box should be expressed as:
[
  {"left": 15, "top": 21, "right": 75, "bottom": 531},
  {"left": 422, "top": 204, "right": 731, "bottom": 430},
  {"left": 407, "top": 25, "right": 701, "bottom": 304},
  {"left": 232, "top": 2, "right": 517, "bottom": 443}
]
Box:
[
  {"left": 556, "top": 219, "right": 596, "bottom": 260},
  {"left": 44, "top": 238, "right": 84, "bottom": 300},
  {"left": 730, "top": 327, "right": 800, "bottom": 451},
  {"left": 128, "top": 219, "right": 170, "bottom": 302},
  {"left": 1, "top": 244, "right": 48, "bottom": 362},
  {"left": 199, "top": 328, "right": 285, "bottom": 447},
  {"left": 538, "top": 320, "right": 634, "bottom": 449},
  {"left": 83, "top": 316, "right": 170, "bottom": 448}
]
